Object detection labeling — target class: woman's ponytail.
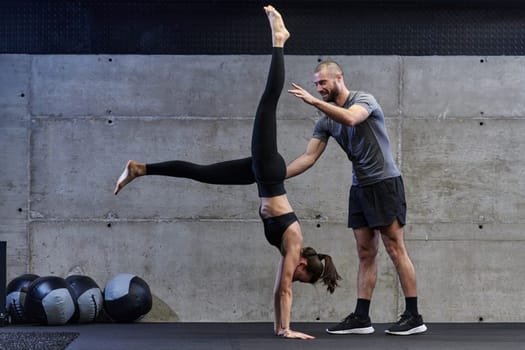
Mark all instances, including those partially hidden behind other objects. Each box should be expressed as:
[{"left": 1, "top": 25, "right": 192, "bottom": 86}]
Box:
[{"left": 302, "top": 247, "right": 342, "bottom": 294}]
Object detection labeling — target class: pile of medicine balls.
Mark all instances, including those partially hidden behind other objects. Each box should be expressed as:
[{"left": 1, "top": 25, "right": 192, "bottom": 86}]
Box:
[{"left": 5, "top": 273, "right": 152, "bottom": 325}]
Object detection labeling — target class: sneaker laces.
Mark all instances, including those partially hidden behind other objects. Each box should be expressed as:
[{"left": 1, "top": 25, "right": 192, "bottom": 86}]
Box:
[
  {"left": 342, "top": 313, "right": 357, "bottom": 323},
  {"left": 395, "top": 311, "right": 413, "bottom": 325}
]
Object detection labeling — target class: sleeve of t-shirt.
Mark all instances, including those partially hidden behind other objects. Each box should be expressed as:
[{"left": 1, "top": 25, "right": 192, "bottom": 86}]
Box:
[
  {"left": 353, "top": 92, "right": 378, "bottom": 115},
  {"left": 312, "top": 117, "right": 330, "bottom": 143}
]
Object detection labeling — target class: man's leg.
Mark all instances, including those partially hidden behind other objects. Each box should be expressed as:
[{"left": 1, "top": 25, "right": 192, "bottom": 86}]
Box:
[
  {"left": 326, "top": 227, "right": 377, "bottom": 335},
  {"left": 354, "top": 227, "right": 380, "bottom": 301},
  {"left": 380, "top": 219, "right": 416, "bottom": 297},
  {"left": 380, "top": 218, "right": 427, "bottom": 335}
]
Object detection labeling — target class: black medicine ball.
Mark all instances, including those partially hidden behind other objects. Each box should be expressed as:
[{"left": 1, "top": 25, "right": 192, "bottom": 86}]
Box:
[{"left": 104, "top": 273, "right": 152, "bottom": 323}]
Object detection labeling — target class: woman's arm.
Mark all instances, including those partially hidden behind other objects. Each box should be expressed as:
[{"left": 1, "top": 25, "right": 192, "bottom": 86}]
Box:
[
  {"left": 273, "top": 223, "right": 315, "bottom": 339},
  {"left": 273, "top": 257, "right": 284, "bottom": 334}
]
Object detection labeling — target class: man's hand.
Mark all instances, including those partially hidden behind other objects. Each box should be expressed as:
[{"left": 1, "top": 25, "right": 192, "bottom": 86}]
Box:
[{"left": 288, "top": 83, "right": 318, "bottom": 105}]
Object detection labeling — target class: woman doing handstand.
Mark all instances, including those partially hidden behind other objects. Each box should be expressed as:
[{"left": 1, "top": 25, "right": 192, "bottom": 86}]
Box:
[{"left": 114, "top": 5, "right": 340, "bottom": 339}]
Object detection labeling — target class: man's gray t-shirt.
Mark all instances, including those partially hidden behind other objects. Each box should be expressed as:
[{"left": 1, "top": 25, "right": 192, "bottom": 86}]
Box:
[{"left": 313, "top": 91, "right": 400, "bottom": 186}]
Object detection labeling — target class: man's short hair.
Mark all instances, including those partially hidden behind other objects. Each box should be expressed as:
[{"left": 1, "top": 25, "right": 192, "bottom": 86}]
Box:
[{"left": 315, "top": 59, "right": 344, "bottom": 77}]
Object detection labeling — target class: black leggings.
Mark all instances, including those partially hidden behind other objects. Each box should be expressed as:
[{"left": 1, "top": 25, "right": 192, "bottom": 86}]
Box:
[{"left": 147, "top": 48, "right": 286, "bottom": 197}]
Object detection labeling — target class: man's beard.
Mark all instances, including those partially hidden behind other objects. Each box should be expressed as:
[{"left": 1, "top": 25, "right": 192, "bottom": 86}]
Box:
[{"left": 325, "top": 82, "right": 340, "bottom": 103}]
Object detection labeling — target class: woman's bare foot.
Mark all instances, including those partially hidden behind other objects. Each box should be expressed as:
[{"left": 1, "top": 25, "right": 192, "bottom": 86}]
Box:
[
  {"left": 114, "top": 160, "right": 146, "bottom": 195},
  {"left": 264, "top": 5, "right": 290, "bottom": 48}
]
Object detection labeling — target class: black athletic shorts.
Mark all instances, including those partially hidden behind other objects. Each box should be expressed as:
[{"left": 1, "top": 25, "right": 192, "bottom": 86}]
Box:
[{"left": 348, "top": 176, "right": 406, "bottom": 229}]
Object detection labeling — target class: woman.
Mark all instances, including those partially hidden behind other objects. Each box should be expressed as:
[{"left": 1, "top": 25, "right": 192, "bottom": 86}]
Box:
[{"left": 114, "top": 5, "right": 340, "bottom": 339}]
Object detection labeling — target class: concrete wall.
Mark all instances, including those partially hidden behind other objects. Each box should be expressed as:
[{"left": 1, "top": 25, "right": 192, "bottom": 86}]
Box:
[{"left": 1, "top": 54, "right": 524, "bottom": 323}]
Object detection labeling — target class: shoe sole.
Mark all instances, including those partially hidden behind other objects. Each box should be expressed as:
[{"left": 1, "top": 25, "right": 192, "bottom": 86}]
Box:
[
  {"left": 385, "top": 324, "right": 427, "bottom": 336},
  {"left": 326, "top": 326, "right": 375, "bottom": 335}
]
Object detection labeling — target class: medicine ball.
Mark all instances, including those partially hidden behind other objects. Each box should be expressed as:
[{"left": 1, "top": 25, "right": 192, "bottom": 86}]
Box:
[
  {"left": 65, "top": 275, "right": 103, "bottom": 323},
  {"left": 24, "top": 276, "right": 78, "bottom": 325},
  {"left": 6, "top": 273, "right": 40, "bottom": 323},
  {"left": 104, "top": 273, "right": 152, "bottom": 322}
]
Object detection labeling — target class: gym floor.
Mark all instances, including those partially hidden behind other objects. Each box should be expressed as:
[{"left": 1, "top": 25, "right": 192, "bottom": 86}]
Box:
[{"left": 2, "top": 322, "right": 525, "bottom": 350}]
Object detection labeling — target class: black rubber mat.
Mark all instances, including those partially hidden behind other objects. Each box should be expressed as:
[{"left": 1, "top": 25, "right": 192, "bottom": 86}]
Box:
[
  {"left": 3, "top": 323, "right": 525, "bottom": 350},
  {"left": 0, "top": 332, "right": 79, "bottom": 350}
]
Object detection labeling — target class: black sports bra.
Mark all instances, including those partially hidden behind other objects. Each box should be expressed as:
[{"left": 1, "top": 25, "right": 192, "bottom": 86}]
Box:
[{"left": 259, "top": 211, "right": 298, "bottom": 249}]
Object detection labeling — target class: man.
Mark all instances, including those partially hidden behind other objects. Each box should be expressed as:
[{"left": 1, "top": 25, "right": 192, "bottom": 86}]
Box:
[{"left": 286, "top": 60, "right": 427, "bottom": 336}]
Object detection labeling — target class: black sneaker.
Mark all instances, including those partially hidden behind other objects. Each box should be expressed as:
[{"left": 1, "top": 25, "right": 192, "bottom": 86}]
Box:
[
  {"left": 326, "top": 313, "right": 375, "bottom": 334},
  {"left": 385, "top": 311, "right": 427, "bottom": 335}
]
